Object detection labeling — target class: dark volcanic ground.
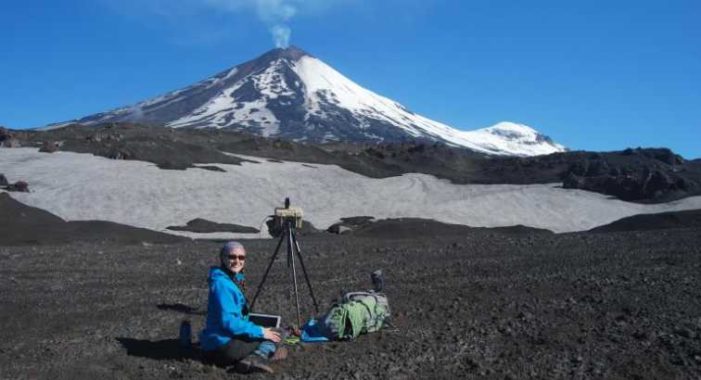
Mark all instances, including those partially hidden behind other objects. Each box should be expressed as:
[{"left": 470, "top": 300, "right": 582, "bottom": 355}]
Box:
[
  {"left": 0, "top": 193, "right": 186, "bottom": 246},
  {"left": 591, "top": 209, "right": 701, "bottom": 233},
  {"left": 2, "top": 223, "right": 701, "bottom": 379}
]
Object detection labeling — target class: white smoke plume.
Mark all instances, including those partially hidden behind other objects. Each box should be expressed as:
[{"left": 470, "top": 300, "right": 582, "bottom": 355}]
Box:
[
  {"left": 254, "top": 0, "right": 297, "bottom": 48},
  {"left": 108, "top": 0, "right": 349, "bottom": 47},
  {"left": 271, "top": 25, "right": 292, "bottom": 48},
  {"left": 103, "top": 0, "right": 359, "bottom": 46}
]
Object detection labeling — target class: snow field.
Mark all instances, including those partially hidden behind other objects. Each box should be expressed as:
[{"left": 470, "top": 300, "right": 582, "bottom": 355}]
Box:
[{"left": 2, "top": 148, "right": 700, "bottom": 239}]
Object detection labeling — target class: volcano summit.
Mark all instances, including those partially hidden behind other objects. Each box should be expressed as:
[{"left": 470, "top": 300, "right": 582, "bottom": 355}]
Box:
[{"left": 51, "top": 47, "right": 565, "bottom": 156}]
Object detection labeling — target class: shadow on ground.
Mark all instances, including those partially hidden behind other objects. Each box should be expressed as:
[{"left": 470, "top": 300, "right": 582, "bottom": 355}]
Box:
[
  {"left": 156, "top": 303, "right": 205, "bottom": 315},
  {"left": 116, "top": 338, "right": 199, "bottom": 361}
]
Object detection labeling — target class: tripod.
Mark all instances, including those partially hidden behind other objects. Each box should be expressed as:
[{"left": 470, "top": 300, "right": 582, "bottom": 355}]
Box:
[{"left": 250, "top": 218, "right": 320, "bottom": 327}]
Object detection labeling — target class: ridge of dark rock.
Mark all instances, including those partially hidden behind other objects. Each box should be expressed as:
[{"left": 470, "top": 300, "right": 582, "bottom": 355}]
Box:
[
  {"left": 166, "top": 218, "right": 259, "bottom": 234},
  {"left": 590, "top": 209, "right": 701, "bottom": 232},
  {"left": 0, "top": 193, "right": 186, "bottom": 245},
  {"left": 350, "top": 218, "right": 553, "bottom": 238},
  {"left": 253, "top": 46, "right": 311, "bottom": 63}
]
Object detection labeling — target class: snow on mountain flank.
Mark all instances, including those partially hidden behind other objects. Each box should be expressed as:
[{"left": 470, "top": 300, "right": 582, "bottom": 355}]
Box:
[
  {"left": 48, "top": 47, "right": 567, "bottom": 157},
  {"left": 292, "top": 56, "right": 424, "bottom": 134},
  {"left": 460, "top": 122, "right": 568, "bottom": 156}
]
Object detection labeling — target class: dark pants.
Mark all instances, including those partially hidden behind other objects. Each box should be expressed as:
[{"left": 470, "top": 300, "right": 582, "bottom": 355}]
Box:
[{"left": 204, "top": 336, "right": 261, "bottom": 367}]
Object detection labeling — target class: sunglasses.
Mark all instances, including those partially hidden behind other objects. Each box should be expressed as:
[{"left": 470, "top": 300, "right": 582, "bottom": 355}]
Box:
[{"left": 228, "top": 255, "right": 246, "bottom": 261}]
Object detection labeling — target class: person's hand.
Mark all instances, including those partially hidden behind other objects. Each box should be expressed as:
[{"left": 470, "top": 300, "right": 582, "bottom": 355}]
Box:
[{"left": 263, "top": 328, "right": 282, "bottom": 343}]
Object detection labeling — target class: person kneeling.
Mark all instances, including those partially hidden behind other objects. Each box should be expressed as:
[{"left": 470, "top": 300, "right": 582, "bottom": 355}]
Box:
[{"left": 200, "top": 241, "right": 285, "bottom": 374}]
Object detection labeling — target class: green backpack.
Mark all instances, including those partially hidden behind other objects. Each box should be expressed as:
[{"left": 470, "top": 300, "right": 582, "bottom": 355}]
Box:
[{"left": 322, "top": 291, "right": 391, "bottom": 340}]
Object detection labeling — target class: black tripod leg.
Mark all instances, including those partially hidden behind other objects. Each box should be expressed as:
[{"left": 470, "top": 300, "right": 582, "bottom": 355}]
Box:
[
  {"left": 250, "top": 232, "right": 285, "bottom": 311},
  {"left": 291, "top": 231, "right": 320, "bottom": 314},
  {"left": 288, "top": 224, "right": 303, "bottom": 327}
]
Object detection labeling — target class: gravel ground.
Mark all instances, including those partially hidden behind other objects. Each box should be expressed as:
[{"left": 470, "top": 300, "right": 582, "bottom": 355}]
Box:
[{"left": 1, "top": 226, "right": 701, "bottom": 379}]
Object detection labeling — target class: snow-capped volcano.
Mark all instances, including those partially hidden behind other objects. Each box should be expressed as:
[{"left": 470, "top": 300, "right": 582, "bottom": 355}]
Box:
[{"left": 51, "top": 47, "right": 566, "bottom": 156}]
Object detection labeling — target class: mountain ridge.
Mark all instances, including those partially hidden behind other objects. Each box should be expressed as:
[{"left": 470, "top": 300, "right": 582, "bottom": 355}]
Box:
[{"left": 48, "top": 47, "right": 565, "bottom": 156}]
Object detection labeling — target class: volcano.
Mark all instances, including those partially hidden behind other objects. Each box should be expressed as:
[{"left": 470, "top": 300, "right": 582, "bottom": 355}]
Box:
[{"left": 50, "top": 47, "right": 565, "bottom": 156}]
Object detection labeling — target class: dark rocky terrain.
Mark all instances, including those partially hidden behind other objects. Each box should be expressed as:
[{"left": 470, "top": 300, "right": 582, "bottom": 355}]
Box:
[
  {"left": 590, "top": 209, "right": 701, "bottom": 233},
  {"left": 5, "top": 124, "right": 701, "bottom": 203},
  {"left": 349, "top": 218, "right": 553, "bottom": 238},
  {"left": 1, "top": 194, "right": 701, "bottom": 379},
  {"left": 167, "top": 218, "right": 260, "bottom": 234},
  {"left": 0, "top": 193, "right": 186, "bottom": 245}
]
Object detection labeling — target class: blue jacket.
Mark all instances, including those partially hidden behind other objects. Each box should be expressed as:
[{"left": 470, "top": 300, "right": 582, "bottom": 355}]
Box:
[{"left": 200, "top": 267, "right": 264, "bottom": 351}]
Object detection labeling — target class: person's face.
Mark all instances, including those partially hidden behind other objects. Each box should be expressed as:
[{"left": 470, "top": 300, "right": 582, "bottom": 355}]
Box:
[{"left": 226, "top": 247, "right": 246, "bottom": 274}]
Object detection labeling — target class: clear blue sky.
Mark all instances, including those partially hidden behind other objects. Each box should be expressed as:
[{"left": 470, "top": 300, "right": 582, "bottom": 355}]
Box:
[{"left": 2, "top": 0, "right": 700, "bottom": 158}]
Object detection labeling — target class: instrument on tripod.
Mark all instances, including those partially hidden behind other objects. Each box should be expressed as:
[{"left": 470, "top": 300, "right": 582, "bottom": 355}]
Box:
[{"left": 250, "top": 198, "right": 320, "bottom": 327}]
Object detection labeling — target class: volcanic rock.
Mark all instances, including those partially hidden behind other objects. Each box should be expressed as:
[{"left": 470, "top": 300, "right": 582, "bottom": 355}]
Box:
[
  {"left": 2, "top": 222, "right": 700, "bottom": 378},
  {"left": 0, "top": 126, "right": 10, "bottom": 141},
  {"left": 327, "top": 216, "right": 375, "bottom": 234},
  {"left": 39, "top": 141, "right": 61, "bottom": 153},
  {"left": 590, "top": 209, "right": 701, "bottom": 232},
  {"left": 10, "top": 125, "right": 701, "bottom": 203},
  {"left": 352, "top": 217, "right": 474, "bottom": 238},
  {"left": 561, "top": 148, "right": 701, "bottom": 202},
  {"left": 0, "top": 193, "right": 186, "bottom": 245},
  {"left": 166, "top": 218, "right": 259, "bottom": 234},
  {"left": 0, "top": 127, "right": 20, "bottom": 147},
  {"left": 195, "top": 165, "right": 226, "bottom": 172},
  {"left": 327, "top": 224, "right": 352, "bottom": 234},
  {"left": 5, "top": 181, "right": 29, "bottom": 192}
]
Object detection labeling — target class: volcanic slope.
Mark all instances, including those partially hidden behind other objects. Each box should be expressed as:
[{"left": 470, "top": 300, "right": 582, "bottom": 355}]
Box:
[
  {"left": 590, "top": 209, "right": 701, "bottom": 232},
  {"left": 1, "top": 226, "right": 700, "bottom": 379},
  {"left": 11, "top": 124, "right": 701, "bottom": 203},
  {"left": 0, "top": 193, "right": 186, "bottom": 245},
  {"left": 48, "top": 47, "right": 565, "bottom": 156},
  {"left": 2, "top": 147, "right": 701, "bottom": 240}
]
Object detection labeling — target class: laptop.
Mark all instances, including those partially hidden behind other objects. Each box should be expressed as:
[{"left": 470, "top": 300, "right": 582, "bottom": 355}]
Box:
[{"left": 248, "top": 313, "right": 282, "bottom": 328}]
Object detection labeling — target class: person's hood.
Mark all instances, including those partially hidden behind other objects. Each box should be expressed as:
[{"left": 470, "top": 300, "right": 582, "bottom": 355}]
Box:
[{"left": 208, "top": 266, "right": 245, "bottom": 283}]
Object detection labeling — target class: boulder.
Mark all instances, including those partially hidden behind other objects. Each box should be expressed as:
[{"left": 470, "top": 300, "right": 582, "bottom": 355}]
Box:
[
  {"left": 562, "top": 172, "right": 585, "bottom": 189},
  {"left": 327, "top": 224, "right": 352, "bottom": 234},
  {"left": 39, "top": 141, "right": 61, "bottom": 153},
  {"left": 108, "top": 149, "right": 130, "bottom": 160},
  {"left": 4, "top": 139, "right": 21, "bottom": 147},
  {"left": 0, "top": 127, "right": 20, "bottom": 147},
  {"left": 327, "top": 216, "right": 375, "bottom": 234},
  {"left": 6, "top": 181, "right": 29, "bottom": 192},
  {"left": 0, "top": 127, "right": 10, "bottom": 142}
]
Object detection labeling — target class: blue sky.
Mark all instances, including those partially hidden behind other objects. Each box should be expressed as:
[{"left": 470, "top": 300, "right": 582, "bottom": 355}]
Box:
[{"left": 1, "top": 0, "right": 700, "bottom": 158}]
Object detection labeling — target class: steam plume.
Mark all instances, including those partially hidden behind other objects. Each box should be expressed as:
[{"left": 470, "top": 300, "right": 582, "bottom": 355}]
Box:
[
  {"left": 201, "top": 0, "right": 302, "bottom": 46},
  {"left": 255, "top": 0, "right": 297, "bottom": 48},
  {"left": 108, "top": 0, "right": 350, "bottom": 47},
  {"left": 271, "top": 25, "right": 292, "bottom": 48}
]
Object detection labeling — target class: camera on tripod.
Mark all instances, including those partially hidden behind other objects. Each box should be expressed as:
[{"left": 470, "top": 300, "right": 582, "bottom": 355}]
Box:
[
  {"left": 253, "top": 197, "right": 319, "bottom": 327},
  {"left": 267, "top": 198, "right": 303, "bottom": 237}
]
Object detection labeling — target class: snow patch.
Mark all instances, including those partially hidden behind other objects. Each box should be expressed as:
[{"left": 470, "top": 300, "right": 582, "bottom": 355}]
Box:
[
  {"left": 167, "top": 77, "right": 280, "bottom": 135},
  {"left": 254, "top": 59, "right": 295, "bottom": 99},
  {"left": 2, "top": 148, "right": 700, "bottom": 240}
]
